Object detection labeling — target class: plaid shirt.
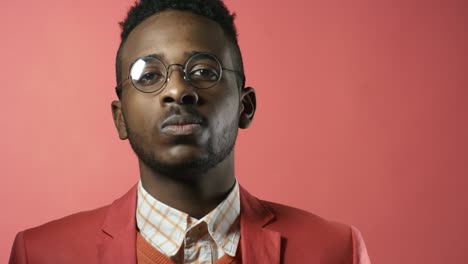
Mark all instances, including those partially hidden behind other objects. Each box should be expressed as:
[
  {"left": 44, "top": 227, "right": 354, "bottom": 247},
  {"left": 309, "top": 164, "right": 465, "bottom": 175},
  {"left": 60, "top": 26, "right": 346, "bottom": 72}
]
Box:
[{"left": 136, "top": 180, "right": 241, "bottom": 264}]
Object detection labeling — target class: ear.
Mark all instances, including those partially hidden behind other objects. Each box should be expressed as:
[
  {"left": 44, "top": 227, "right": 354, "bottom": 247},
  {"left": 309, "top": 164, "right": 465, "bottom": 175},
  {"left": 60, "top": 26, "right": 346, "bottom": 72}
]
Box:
[
  {"left": 111, "top": 100, "right": 128, "bottom": 140},
  {"left": 238, "top": 87, "right": 256, "bottom": 129}
]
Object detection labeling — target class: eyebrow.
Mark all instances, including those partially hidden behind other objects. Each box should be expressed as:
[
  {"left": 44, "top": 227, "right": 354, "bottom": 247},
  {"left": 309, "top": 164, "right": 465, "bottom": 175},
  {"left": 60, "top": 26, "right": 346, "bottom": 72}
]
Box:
[{"left": 143, "top": 51, "right": 209, "bottom": 61}]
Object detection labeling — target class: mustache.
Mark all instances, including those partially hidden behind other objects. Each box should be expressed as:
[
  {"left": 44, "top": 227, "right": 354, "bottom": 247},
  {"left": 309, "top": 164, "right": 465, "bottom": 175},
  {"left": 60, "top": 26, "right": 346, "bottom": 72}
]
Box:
[{"left": 160, "top": 106, "right": 207, "bottom": 128}]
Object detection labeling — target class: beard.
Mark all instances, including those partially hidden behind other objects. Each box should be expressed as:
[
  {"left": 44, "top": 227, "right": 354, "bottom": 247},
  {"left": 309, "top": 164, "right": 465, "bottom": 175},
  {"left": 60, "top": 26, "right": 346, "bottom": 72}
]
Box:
[{"left": 125, "top": 116, "right": 239, "bottom": 180}]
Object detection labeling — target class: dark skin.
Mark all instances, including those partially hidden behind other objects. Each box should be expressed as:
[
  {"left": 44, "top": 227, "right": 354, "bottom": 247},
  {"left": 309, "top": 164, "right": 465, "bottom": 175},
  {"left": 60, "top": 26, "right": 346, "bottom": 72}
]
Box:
[{"left": 111, "top": 11, "right": 256, "bottom": 219}]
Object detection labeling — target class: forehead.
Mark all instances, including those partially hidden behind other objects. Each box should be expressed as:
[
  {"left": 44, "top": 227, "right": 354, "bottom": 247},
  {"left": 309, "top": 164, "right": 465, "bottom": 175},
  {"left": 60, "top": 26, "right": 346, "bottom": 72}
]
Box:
[{"left": 120, "top": 10, "right": 232, "bottom": 71}]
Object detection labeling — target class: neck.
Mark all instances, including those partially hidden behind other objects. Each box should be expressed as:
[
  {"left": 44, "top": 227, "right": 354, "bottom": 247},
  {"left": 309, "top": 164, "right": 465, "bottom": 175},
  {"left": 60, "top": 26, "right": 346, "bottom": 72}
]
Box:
[{"left": 139, "top": 152, "right": 236, "bottom": 219}]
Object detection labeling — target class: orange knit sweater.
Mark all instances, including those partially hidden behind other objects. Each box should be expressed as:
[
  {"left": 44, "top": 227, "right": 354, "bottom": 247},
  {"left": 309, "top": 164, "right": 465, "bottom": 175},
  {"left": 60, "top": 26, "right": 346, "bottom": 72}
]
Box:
[{"left": 136, "top": 231, "right": 242, "bottom": 264}]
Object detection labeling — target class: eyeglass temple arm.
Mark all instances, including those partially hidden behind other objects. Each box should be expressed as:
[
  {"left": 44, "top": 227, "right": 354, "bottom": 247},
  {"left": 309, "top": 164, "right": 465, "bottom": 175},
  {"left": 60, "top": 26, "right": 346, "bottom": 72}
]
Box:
[{"left": 223, "top": 68, "right": 246, "bottom": 89}]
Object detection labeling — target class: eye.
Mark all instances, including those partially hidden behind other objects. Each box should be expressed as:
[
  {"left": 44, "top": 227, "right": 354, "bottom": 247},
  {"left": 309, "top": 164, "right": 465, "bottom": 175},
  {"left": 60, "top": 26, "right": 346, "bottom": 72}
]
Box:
[
  {"left": 190, "top": 67, "right": 219, "bottom": 81},
  {"left": 141, "top": 73, "right": 155, "bottom": 82},
  {"left": 137, "top": 72, "right": 164, "bottom": 85}
]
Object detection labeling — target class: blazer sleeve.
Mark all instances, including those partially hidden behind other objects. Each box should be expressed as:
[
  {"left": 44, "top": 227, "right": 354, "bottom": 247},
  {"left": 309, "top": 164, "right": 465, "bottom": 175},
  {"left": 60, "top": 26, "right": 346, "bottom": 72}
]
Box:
[
  {"left": 9, "top": 232, "right": 28, "bottom": 264},
  {"left": 351, "top": 226, "right": 371, "bottom": 264}
]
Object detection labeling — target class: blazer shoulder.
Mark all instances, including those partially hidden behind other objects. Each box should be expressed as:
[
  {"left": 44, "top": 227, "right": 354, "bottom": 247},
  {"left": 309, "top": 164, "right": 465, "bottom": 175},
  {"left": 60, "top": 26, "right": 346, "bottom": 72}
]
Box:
[
  {"left": 260, "top": 200, "right": 357, "bottom": 262},
  {"left": 22, "top": 204, "right": 111, "bottom": 245},
  {"left": 10, "top": 184, "right": 139, "bottom": 263},
  {"left": 260, "top": 200, "right": 352, "bottom": 240},
  {"left": 9, "top": 204, "right": 113, "bottom": 263}
]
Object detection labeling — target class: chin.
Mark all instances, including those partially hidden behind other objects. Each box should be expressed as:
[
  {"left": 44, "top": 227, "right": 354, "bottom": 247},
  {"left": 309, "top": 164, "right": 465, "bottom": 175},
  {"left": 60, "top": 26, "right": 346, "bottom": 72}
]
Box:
[
  {"left": 148, "top": 157, "right": 214, "bottom": 179},
  {"left": 165, "top": 144, "right": 208, "bottom": 161},
  {"left": 128, "top": 129, "right": 235, "bottom": 177},
  {"left": 141, "top": 145, "right": 213, "bottom": 176}
]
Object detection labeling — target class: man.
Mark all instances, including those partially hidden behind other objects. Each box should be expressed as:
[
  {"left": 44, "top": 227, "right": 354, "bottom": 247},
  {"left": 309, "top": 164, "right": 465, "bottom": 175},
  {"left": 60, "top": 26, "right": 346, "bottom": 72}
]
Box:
[{"left": 9, "top": 0, "right": 370, "bottom": 263}]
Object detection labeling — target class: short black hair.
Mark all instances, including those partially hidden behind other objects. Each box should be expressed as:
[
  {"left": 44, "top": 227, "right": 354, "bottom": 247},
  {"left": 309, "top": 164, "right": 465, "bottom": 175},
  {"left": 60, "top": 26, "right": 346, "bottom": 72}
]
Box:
[{"left": 115, "top": 0, "right": 244, "bottom": 99}]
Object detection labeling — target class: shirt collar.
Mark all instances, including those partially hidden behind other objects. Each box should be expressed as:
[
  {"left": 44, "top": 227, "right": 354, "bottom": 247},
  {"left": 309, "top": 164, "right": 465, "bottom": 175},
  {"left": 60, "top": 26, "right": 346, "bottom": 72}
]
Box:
[{"left": 136, "top": 179, "right": 241, "bottom": 257}]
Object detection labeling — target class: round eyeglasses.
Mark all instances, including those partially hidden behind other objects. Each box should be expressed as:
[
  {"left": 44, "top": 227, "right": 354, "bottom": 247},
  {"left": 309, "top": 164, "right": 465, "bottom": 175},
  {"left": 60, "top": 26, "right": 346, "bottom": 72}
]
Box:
[{"left": 116, "top": 52, "right": 243, "bottom": 93}]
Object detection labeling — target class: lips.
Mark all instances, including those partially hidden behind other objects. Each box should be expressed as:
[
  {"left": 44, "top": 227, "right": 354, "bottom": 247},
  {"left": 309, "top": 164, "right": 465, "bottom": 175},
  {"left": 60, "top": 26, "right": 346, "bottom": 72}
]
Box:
[{"left": 161, "top": 115, "right": 204, "bottom": 135}]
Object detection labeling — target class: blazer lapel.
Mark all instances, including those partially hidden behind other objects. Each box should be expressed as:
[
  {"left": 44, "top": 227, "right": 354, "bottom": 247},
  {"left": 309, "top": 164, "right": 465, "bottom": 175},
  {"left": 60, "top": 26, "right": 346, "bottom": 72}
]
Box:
[
  {"left": 98, "top": 185, "right": 138, "bottom": 264},
  {"left": 96, "top": 183, "right": 282, "bottom": 264},
  {"left": 239, "top": 185, "right": 282, "bottom": 264}
]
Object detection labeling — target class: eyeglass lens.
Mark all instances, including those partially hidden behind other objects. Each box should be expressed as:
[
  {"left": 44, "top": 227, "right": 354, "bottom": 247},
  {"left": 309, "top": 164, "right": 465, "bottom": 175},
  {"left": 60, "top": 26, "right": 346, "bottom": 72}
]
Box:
[{"left": 130, "top": 53, "right": 222, "bottom": 92}]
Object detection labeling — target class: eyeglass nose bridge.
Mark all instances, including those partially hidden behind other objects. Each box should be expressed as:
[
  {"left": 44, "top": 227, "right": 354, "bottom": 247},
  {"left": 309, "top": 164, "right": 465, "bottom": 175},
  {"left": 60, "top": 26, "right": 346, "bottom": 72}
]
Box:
[{"left": 165, "top": 63, "right": 188, "bottom": 84}]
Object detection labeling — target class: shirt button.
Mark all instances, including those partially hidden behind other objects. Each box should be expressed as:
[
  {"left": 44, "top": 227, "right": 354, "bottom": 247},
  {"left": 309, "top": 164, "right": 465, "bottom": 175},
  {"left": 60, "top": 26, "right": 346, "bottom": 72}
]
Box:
[{"left": 185, "top": 237, "right": 193, "bottom": 247}]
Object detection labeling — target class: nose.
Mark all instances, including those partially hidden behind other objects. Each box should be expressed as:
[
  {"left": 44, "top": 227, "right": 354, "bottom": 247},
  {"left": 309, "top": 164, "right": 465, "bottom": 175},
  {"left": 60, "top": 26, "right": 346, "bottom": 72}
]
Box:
[{"left": 160, "top": 64, "right": 199, "bottom": 106}]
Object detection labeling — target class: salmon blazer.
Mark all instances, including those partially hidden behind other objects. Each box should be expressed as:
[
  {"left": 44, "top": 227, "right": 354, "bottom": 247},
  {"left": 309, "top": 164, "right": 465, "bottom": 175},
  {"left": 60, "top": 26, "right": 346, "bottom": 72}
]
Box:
[{"left": 9, "top": 184, "right": 369, "bottom": 264}]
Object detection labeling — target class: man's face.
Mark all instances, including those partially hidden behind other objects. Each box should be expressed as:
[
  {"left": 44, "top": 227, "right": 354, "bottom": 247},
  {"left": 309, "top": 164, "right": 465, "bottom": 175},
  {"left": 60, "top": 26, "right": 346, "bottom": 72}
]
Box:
[{"left": 113, "top": 11, "right": 246, "bottom": 177}]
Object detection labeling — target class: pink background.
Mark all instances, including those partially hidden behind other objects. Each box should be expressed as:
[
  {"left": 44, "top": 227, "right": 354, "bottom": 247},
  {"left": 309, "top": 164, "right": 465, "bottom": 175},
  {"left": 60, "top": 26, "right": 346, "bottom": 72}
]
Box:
[{"left": 1, "top": 0, "right": 467, "bottom": 263}]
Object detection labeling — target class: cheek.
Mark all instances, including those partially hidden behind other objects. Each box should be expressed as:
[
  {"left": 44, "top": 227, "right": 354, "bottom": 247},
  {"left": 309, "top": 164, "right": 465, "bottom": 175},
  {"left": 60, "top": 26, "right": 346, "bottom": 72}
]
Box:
[
  {"left": 123, "top": 95, "right": 161, "bottom": 137},
  {"left": 208, "top": 88, "right": 240, "bottom": 131}
]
